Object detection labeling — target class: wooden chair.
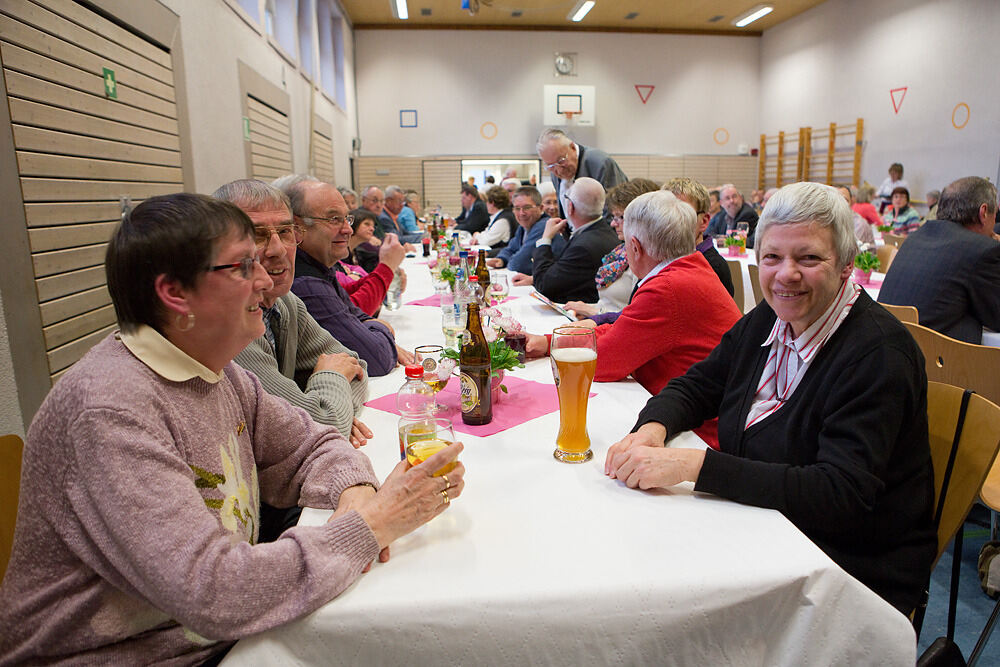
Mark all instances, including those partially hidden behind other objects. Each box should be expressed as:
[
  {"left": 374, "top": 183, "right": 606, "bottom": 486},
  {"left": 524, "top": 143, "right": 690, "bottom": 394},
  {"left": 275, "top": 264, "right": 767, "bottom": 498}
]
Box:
[
  {"left": 880, "top": 303, "right": 918, "bottom": 324},
  {"left": 876, "top": 244, "right": 898, "bottom": 273},
  {"left": 746, "top": 264, "right": 764, "bottom": 308},
  {"left": 902, "top": 322, "right": 1000, "bottom": 406},
  {"left": 915, "top": 383, "right": 1000, "bottom": 641},
  {"left": 883, "top": 232, "right": 906, "bottom": 248},
  {"left": 726, "top": 259, "right": 744, "bottom": 312},
  {"left": 0, "top": 433, "right": 23, "bottom": 584}
]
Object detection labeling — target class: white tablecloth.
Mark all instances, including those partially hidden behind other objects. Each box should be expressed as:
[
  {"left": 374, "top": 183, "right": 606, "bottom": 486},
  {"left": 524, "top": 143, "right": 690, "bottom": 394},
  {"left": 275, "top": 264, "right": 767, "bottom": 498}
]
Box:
[{"left": 222, "top": 255, "right": 916, "bottom": 666}]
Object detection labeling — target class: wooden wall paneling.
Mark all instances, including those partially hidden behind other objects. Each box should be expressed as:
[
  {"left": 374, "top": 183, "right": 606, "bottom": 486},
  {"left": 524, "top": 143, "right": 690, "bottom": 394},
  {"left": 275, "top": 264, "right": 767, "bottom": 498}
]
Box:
[
  {"left": 682, "top": 155, "right": 718, "bottom": 188},
  {"left": 43, "top": 304, "right": 116, "bottom": 350},
  {"left": 717, "top": 156, "right": 759, "bottom": 195},
  {"left": 35, "top": 266, "right": 106, "bottom": 302},
  {"left": 43, "top": 0, "right": 172, "bottom": 68},
  {"left": 647, "top": 156, "right": 685, "bottom": 184},
  {"left": 20, "top": 178, "right": 179, "bottom": 201},
  {"left": 13, "top": 125, "right": 179, "bottom": 166},
  {"left": 421, "top": 159, "right": 461, "bottom": 214},
  {"left": 38, "top": 286, "right": 111, "bottom": 327},
  {"left": 1, "top": 41, "right": 176, "bottom": 118},
  {"left": 9, "top": 98, "right": 180, "bottom": 150},
  {"left": 3, "top": 0, "right": 173, "bottom": 86},
  {"left": 31, "top": 243, "right": 106, "bottom": 278},
  {"left": 311, "top": 114, "right": 334, "bottom": 182},
  {"left": 46, "top": 324, "right": 116, "bottom": 373},
  {"left": 355, "top": 156, "right": 422, "bottom": 193},
  {"left": 609, "top": 155, "right": 649, "bottom": 181},
  {"left": 24, "top": 201, "right": 127, "bottom": 227},
  {"left": 246, "top": 97, "right": 291, "bottom": 180},
  {"left": 0, "top": 11, "right": 175, "bottom": 102},
  {"left": 28, "top": 220, "right": 117, "bottom": 252},
  {"left": 16, "top": 152, "right": 182, "bottom": 182}
]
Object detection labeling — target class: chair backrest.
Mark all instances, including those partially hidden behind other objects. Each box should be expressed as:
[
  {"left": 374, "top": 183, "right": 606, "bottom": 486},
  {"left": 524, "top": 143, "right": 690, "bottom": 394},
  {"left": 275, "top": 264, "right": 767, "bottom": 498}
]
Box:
[
  {"left": 876, "top": 244, "right": 898, "bottom": 273},
  {"left": 903, "top": 321, "right": 1000, "bottom": 406},
  {"left": 0, "top": 433, "right": 24, "bottom": 584},
  {"left": 747, "top": 264, "right": 764, "bottom": 308},
  {"left": 926, "top": 382, "right": 1000, "bottom": 564},
  {"left": 726, "top": 260, "right": 745, "bottom": 312},
  {"left": 881, "top": 302, "right": 919, "bottom": 324},
  {"left": 883, "top": 232, "right": 906, "bottom": 248}
]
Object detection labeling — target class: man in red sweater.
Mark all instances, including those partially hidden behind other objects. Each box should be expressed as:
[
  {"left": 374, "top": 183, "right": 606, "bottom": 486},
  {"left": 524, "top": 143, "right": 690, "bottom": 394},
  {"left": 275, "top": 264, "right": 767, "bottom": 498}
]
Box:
[{"left": 526, "top": 190, "right": 742, "bottom": 448}]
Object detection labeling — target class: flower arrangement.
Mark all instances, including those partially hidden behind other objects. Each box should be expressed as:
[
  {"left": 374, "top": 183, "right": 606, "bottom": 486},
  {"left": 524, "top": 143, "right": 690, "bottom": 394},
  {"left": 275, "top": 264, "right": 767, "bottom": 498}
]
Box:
[
  {"left": 854, "top": 250, "right": 881, "bottom": 273},
  {"left": 440, "top": 307, "right": 526, "bottom": 394},
  {"left": 876, "top": 224, "right": 894, "bottom": 233},
  {"left": 724, "top": 234, "right": 746, "bottom": 255},
  {"left": 439, "top": 266, "right": 456, "bottom": 288}
]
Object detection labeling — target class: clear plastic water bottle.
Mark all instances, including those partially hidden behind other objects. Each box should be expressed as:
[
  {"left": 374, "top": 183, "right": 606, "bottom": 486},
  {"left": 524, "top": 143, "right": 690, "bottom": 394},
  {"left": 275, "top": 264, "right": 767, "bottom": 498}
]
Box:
[
  {"left": 396, "top": 364, "right": 435, "bottom": 460},
  {"left": 385, "top": 269, "right": 403, "bottom": 310}
]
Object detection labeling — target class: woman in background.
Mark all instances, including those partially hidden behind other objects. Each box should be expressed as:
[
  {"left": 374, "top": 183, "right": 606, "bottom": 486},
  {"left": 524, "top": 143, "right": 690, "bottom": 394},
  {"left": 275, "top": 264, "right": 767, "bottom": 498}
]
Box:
[
  {"left": 0, "top": 193, "right": 464, "bottom": 665},
  {"left": 882, "top": 186, "right": 921, "bottom": 235},
  {"left": 852, "top": 183, "right": 882, "bottom": 226},
  {"left": 475, "top": 185, "right": 517, "bottom": 253}
]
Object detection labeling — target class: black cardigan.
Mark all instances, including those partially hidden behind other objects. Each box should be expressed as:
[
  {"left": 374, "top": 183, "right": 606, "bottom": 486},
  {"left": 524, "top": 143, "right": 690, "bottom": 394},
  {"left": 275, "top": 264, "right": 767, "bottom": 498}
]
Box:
[{"left": 635, "top": 291, "right": 936, "bottom": 613}]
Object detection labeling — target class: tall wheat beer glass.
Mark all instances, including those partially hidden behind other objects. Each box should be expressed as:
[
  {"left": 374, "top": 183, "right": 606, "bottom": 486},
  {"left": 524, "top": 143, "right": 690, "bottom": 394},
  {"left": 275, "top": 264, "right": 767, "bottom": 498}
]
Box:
[{"left": 550, "top": 325, "right": 597, "bottom": 463}]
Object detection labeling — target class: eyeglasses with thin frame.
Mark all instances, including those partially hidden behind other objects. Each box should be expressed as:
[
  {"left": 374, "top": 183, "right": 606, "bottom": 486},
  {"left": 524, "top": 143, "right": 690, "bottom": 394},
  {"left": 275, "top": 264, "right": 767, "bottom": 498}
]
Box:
[
  {"left": 253, "top": 223, "right": 302, "bottom": 249},
  {"left": 543, "top": 155, "right": 570, "bottom": 170},
  {"left": 298, "top": 214, "right": 355, "bottom": 228},
  {"left": 512, "top": 205, "right": 538, "bottom": 213},
  {"left": 209, "top": 256, "right": 260, "bottom": 280}
]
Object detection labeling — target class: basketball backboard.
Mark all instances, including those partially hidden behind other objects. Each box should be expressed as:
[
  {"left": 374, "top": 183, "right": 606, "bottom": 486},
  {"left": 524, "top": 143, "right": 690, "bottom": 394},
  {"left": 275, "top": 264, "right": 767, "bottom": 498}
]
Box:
[{"left": 543, "top": 84, "right": 595, "bottom": 127}]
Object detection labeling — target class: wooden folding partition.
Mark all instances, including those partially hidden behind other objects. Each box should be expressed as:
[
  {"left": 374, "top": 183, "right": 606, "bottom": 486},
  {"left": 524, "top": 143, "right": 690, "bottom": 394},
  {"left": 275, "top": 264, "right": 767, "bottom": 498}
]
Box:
[
  {"left": 759, "top": 118, "right": 863, "bottom": 190},
  {"left": 1, "top": 0, "right": 185, "bottom": 386}
]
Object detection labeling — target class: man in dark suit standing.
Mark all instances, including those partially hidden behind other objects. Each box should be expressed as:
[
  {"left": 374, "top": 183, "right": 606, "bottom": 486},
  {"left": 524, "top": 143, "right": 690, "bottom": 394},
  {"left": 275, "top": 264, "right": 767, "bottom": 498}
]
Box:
[
  {"left": 528, "top": 177, "right": 621, "bottom": 303},
  {"left": 537, "top": 128, "right": 627, "bottom": 218},
  {"left": 454, "top": 184, "right": 490, "bottom": 233},
  {"left": 879, "top": 176, "right": 1000, "bottom": 344}
]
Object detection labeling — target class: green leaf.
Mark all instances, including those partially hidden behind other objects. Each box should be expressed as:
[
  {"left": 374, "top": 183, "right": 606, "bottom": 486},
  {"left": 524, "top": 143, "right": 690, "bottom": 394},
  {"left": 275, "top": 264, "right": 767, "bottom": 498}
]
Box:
[
  {"left": 853, "top": 250, "right": 880, "bottom": 272},
  {"left": 203, "top": 498, "right": 223, "bottom": 509},
  {"left": 189, "top": 464, "right": 225, "bottom": 487}
]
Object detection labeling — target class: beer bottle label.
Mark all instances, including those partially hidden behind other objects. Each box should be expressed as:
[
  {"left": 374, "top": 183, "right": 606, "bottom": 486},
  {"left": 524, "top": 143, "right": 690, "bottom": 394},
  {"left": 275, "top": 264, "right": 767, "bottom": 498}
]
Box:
[{"left": 459, "top": 372, "right": 479, "bottom": 413}]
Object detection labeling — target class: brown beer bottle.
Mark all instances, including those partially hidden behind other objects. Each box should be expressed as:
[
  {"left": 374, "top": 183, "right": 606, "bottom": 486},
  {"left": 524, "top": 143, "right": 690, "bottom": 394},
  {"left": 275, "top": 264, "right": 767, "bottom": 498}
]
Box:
[
  {"left": 459, "top": 301, "right": 492, "bottom": 425},
  {"left": 475, "top": 248, "right": 491, "bottom": 294}
]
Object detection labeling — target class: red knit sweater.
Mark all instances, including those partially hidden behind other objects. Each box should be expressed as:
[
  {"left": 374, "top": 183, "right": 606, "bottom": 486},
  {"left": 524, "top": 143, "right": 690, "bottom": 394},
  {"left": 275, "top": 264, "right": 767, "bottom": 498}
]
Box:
[
  {"left": 593, "top": 252, "right": 742, "bottom": 449},
  {"left": 338, "top": 262, "right": 394, "bottom": 316}
]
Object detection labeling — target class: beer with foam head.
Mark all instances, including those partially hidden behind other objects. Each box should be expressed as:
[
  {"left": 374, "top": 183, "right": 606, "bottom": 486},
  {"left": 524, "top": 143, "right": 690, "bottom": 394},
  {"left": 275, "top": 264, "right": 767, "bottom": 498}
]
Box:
[{"left": 550, "top": 326, "right": 598, "bottom": 463}]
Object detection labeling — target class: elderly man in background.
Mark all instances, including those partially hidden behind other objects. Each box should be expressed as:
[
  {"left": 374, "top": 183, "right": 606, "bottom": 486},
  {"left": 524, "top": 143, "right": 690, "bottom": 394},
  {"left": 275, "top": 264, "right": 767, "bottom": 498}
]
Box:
[
  {"left": 707, "top": 184, "right": 760, "bottom": 248},
  {"left": 214, "top": 179, "right": 371, "bottom": 445},
  {"left": 879, "top": 176, "right": 1000, "bottom": 344},
  {"left": 923, "top": 189, "right": 940, "bottom": 222},
  {"left": 360, "top": 185, "right": 387, "bottom": 237},
  {"left": 664, "top": 177, "right": 735, "bottom": 297},
  {"left": 487, "top": 186, "right": 566, "bottom": 275},
  {"left": 501, "top": 177, "right": 521, "bottom": 195},
  {"left": 338, "top": 186, "right": 358, "bottom": 209},
  {"left": 526, "top": 177, "right": 620, "bottom": 303},
  {"left": 537, "top": 128, "right": 627, "bottom": 218},
  {"left": 526, "top": 190, "right": 741, "bottom": 447},
  {"left": 277, "top": 176, "right": 413, "bottom": 375},
  {"left": 455, "top": 183, "right": 490, "bottom": 233},
  {"left": 383, "top": 185, "right": 423, "bottom": 244},
  {"left": 606, "top": 182, "right": 935, "bottom": 614}
]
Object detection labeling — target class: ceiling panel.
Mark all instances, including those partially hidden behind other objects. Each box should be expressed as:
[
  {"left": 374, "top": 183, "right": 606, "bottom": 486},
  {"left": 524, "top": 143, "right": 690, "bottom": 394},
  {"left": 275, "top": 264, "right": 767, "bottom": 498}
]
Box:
[{"left": 340, "top": 0, "right": 827, "bottom": 34}]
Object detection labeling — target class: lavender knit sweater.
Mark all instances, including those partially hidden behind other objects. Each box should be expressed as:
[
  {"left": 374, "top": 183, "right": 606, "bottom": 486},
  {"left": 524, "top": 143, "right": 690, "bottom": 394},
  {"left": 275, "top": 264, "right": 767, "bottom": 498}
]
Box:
[{"left": 0, "top": 333, "right": 380, "bottom": 665}]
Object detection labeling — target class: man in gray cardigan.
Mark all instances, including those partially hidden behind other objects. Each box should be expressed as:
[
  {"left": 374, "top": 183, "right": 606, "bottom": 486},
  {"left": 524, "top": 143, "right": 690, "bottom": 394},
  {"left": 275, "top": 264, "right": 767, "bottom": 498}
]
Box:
[
  {"left": 537, "top": 127, "right": 627, "bottom": 218},
  {"left": 214, "top": 179, "right": 372, "bottom": 447}
]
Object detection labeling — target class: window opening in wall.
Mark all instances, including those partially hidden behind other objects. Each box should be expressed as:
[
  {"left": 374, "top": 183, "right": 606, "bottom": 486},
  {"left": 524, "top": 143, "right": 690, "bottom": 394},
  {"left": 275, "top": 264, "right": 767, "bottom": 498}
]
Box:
[
  {"left": 298, "top": 0, "right": 316, "bottom": 79},
  {"left": 317, "top": 0, "right": 346, "bottom": 108},
  {"left": 461, "top": 160, "right": 542, "bottom": 189},
  {"left": 266, "top": 0, "right": 299, "bottom": 61},
  {"left": 237, "top": 0, "right": 260, "bottom": 22}
]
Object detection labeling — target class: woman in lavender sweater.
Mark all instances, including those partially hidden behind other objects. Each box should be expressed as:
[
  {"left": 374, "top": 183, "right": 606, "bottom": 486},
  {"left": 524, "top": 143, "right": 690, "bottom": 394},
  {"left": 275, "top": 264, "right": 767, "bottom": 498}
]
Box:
[{"left": 0, "top": 194, "right": 465, "bottom": 665}]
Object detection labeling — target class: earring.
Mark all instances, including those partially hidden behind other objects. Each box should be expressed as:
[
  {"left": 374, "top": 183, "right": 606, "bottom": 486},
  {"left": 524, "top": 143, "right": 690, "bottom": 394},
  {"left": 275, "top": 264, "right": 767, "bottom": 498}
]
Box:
[{"left": 177, "top": 312, "right": 195, "bottom": 332}]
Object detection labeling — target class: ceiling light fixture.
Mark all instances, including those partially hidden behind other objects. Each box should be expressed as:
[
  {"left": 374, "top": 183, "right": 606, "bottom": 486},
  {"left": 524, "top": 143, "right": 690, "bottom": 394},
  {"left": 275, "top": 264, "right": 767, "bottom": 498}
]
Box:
[
  {"left": 568, "top": 0, "right": 595, "bottom": 22},
  {"left": 732, "top": 4, "right": 773, "bottom": 27},
  {"left": 390, "top": 0, "right": 408, "bottom": 20}
]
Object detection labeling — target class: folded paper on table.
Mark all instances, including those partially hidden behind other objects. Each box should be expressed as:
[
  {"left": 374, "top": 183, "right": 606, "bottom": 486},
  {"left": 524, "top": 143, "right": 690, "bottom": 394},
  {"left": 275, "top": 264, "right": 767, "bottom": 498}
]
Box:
[
  {"left": 406, "top": 294, "right": 516, "bottom": 308},
  {"left": 365, "top": 374, "right": 597, "bottom": 437}
]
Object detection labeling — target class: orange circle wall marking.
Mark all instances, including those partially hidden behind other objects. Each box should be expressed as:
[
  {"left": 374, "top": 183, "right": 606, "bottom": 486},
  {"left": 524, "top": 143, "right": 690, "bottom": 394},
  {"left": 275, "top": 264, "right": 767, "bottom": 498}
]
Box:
[
  {"left": 480, "top": 122, "right": 498, "bottom": 140},
  {"left": 714, "top": 128, "right": 730, "bottom": 145},
  {"left": 951, "top": 103, "right": 970, "bottom": 130}
]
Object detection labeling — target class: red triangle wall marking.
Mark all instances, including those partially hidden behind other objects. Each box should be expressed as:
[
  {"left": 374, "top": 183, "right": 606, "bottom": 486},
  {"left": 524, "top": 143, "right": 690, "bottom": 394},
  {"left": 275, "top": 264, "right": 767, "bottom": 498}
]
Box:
[
  {"left": 890, "top": 87, "right": 907, "bottom": 114},
  {"left": 634, "top": 84, "right": 655, "bottom": 104}
]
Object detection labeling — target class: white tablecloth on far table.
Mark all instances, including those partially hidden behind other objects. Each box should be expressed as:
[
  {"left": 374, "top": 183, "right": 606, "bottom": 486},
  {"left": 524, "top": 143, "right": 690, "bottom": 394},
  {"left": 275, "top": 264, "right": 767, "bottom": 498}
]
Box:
[{"left": 221, "top": 255, "right": 916, "bottom": 666}]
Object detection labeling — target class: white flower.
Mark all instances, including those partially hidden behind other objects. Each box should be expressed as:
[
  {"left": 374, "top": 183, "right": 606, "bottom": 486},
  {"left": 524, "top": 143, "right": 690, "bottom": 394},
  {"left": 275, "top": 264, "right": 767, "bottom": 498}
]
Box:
[{"left": 216, "top": 433, "right": 258, "bottom": 539}]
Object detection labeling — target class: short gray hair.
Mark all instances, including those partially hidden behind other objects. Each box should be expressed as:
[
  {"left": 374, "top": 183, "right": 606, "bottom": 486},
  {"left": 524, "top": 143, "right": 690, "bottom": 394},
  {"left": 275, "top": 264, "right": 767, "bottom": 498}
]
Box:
[
  {"left": 361, "top": 185, "right": 382, "bottom": 199},
  {"left": 501, "top": 177, "right": 521, "bottom": 189},
  {"left": 622, "top": 191, "right": 697, "bottom": 263},
  {"left": 273, "top": 174, "right": 321, "bottom": 219},
  {"left": 756, "top": 182, "right": 857, "bottom": 269},
  {"left": 385, "top": 184, "right": 404, "bottom": 198},
  {"left": 213, "top": 178, "right": 291, "bottom": 215},
  {"left": 566, "top": 177, "right": 605, "bottom": 219},
  {"left": 536, "top": 127, "right": 572, "bottom": 153},
  {"left": 938, "top": 176, "right": 997, "bottom": 228},
  {"left": 537, "top": 182, "right": 556, "bottom": 198},
  {"left": 338, "top": 186, "right": 357, "bottom": 201}
]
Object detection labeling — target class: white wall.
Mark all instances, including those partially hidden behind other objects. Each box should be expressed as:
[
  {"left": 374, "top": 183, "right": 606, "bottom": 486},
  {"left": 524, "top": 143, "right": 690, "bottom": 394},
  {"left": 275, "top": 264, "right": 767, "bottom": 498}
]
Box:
[
  {"left": 161, "top": 0, "right": 358, "bottom": 191},
  {"left": 355, "top": 29, "right": 761, "bottom": 158},
  {"left": 0, "top": 290, "right": 25, "bottom": 438},
  {"left": 760, "top": 0, "right": 1000, "bottom": 197}
]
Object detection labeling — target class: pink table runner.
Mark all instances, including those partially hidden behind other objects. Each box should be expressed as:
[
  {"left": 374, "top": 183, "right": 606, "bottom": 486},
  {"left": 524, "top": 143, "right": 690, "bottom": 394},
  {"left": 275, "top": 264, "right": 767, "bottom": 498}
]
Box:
[
  {"left": 853, "top": 277, "right": 883, "bottom": 289},
  {"left": 406, "top": 293, "right": 516, "bottom": 307},
  {"left": 365, "top": 374, "right": 596, "bottom": 437}
]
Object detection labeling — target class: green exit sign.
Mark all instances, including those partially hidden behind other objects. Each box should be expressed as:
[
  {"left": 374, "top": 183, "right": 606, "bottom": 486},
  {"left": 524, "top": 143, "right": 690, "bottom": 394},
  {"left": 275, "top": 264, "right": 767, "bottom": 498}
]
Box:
[
  {"left": 243, "top": 116, "right": 250, "bottom": 140},
  {"left": 102, "top": 67, "right": 117, "bottom": 99}
]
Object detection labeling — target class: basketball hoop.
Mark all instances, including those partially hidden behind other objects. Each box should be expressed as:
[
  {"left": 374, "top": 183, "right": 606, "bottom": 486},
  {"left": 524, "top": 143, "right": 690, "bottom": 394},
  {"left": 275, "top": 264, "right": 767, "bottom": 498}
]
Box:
[{"left": 562, "top": 111, "right": 577, "bottom": 124}]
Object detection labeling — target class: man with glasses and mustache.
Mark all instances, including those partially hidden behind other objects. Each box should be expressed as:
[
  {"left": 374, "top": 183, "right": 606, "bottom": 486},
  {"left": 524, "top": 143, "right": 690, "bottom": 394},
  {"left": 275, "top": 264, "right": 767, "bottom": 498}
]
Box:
[
  {"left": 536, "top": 128, "right": 626, "bottom": 218},
  {"left": 275, "top": 176, "right": 413, "bottom": 377},
  {"left": 485, "top": 186, "right": 567, "bottom": 275},
  {"left": 214, "top": 179, "right": 373, "bottom": 448}
]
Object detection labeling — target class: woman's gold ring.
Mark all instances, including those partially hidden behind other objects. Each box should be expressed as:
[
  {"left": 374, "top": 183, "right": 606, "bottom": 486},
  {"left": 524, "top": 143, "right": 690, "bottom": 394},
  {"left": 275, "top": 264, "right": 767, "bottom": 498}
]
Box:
[{"left": 441, "top": 489, "right": 450, "bottom": 504}]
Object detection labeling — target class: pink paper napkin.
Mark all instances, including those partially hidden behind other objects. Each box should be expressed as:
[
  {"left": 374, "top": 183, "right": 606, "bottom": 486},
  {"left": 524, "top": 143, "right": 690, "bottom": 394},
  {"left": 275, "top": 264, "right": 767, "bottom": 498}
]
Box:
[
  {"left": 406, "top": 294, "right": 516, "bottom": 308},
  {"left": 854, "top": 277, "right": 883, "bottom": 289},
  {"left": 365, "top": 374, "right": 597, "bottom": 437}
]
